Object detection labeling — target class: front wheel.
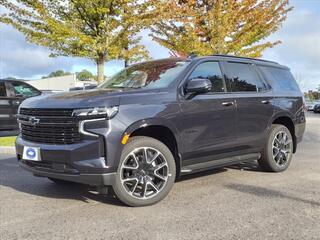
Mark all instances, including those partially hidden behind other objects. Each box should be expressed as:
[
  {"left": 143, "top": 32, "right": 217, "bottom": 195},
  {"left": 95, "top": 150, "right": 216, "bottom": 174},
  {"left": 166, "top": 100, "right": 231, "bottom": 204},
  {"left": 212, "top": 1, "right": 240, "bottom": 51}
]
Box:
[
  {"left": 113, "top": 136, "right": 176, "bottom": 207},
  {"left": 258, "top": 124, "right": 294, "bottom": 172}
]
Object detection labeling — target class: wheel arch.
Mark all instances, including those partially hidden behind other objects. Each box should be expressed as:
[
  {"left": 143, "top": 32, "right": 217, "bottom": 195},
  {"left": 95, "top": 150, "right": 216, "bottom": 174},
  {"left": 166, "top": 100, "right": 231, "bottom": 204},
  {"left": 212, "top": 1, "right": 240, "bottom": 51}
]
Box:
[
  {"left": 271, "top": 114, "right": 296, "bottom": 153},
  {"left": 124, "top": 119, "right": 182, "bottom": 177}
]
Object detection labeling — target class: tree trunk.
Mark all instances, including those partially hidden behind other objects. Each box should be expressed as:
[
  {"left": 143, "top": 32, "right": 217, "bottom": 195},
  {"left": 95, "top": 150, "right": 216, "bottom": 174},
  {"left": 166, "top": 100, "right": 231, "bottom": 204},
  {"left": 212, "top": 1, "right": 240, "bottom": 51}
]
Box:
[
  {"left": 124, "top": 43, "right": 129, "bottom": 67},
  {"left": 96, "top": 58, "right": 105, "bottom": 83}
]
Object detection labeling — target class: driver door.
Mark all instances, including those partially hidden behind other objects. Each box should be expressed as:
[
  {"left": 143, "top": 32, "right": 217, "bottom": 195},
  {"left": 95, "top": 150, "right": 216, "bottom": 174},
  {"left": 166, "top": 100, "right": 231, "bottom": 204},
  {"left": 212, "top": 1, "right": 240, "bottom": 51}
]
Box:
[{"left": 178, "top": 61, "right": 237, "bottom": 165}]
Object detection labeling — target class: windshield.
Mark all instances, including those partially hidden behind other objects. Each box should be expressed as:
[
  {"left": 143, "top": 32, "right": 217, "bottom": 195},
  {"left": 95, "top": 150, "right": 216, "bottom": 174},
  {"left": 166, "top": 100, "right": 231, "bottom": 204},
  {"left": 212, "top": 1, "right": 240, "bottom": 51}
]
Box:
[{"left": 99, "top": 59, "right": 189, "bottom": 90}]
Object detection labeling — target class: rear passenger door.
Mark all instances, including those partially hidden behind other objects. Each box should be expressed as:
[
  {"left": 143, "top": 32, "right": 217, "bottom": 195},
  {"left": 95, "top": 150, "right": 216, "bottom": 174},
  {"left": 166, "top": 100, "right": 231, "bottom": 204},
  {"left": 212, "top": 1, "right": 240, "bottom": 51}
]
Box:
[{"left": 223, "top": 61, "right": 274, "bottom": 153}]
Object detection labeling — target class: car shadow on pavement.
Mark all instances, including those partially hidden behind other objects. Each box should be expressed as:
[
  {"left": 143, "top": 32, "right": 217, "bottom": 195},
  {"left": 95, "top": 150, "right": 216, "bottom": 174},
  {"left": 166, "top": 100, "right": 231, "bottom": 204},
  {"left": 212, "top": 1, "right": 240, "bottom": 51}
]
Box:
[
  {"left": 225, "top": 183, "right": 320, "bottom": 207},
  {"left": 178, "top": 168, "right": 227, "bottom": 182},
  {"left": 0, "top": 158, "right": 125, "bottom": 206},
  {"left": 178, "top": 161, "right": 262, "bottom": 182},
  {"left": 227, "top": 161, "right": 262, "bottom": 172}
]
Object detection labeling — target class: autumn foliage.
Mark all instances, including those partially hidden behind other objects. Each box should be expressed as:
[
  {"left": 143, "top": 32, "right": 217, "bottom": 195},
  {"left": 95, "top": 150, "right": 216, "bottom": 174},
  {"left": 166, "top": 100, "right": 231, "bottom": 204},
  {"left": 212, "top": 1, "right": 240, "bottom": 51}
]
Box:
[
  {"left": 151, "top": 0, "right": 292, "bottom": 57},
  {"left": 0, "top": 0, "right": 292, "bottom": 81}
]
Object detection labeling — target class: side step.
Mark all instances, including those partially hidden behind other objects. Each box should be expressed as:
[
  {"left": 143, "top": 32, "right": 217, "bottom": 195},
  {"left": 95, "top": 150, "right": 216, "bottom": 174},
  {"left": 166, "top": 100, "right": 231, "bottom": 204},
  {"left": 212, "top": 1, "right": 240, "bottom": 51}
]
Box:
[{"left": 181, "top": 153, "right": 261, "bottom": 174}]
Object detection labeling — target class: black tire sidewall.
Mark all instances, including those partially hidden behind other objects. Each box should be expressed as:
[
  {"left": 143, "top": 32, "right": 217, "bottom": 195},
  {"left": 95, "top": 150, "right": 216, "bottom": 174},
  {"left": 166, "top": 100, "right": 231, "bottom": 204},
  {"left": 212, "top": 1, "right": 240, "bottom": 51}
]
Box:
[{"left": 113, "top": 136, "right": 176, "bottom": 207}]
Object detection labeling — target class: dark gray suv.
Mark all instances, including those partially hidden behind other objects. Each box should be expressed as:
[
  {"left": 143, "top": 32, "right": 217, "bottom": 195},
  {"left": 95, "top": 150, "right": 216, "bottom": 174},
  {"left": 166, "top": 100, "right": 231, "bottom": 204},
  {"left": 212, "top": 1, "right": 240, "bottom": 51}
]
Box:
[{"left": 15, "top": 55, "right": 306, "bottom": 206}]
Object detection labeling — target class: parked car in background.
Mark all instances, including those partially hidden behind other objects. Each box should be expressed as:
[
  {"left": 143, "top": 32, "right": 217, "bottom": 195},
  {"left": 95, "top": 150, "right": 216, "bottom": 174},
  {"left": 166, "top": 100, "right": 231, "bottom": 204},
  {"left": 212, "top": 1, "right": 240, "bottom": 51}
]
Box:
[
  {"left": 0, "top": 79, "right": 41, "bottom": 137},
  {"left": 314, "top": 103, "right": 320, "bottom": 113},
  {"left": 306, "top": 101, "right": 315, "bottom": 111},
  {"left": 15, "top": 55, "right": 306, "bottom": 206},
  {"left": 69, "top": 83, "right": 97, "bottom": 91}
]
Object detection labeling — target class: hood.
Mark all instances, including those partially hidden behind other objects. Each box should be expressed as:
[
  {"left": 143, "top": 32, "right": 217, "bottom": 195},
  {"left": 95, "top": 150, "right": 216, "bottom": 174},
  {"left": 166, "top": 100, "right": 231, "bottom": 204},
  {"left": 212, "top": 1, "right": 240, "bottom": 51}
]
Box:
[{"left": 21, "top": 89, "right": 122, "bottom": 109}]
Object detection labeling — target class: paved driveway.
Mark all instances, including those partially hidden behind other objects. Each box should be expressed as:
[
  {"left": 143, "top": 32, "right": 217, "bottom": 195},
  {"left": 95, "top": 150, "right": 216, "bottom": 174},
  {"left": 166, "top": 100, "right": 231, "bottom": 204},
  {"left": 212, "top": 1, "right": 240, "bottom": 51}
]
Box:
[{"left": 0, "top": 113, "right": 319, "bottom": 240}]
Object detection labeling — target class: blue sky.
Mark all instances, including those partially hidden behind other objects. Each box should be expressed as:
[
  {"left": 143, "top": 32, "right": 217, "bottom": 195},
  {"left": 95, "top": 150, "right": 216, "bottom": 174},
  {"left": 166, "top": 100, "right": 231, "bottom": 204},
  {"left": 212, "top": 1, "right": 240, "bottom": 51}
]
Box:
[{"left": 0, "top": 0, "right": 320, "bottom": 91}]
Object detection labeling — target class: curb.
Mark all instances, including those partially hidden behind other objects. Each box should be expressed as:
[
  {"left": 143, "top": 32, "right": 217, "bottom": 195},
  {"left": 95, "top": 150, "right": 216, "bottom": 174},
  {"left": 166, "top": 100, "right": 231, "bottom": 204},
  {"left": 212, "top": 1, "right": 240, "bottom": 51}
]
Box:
[{"left": 0, "top": 146, "right": 16, "bottom": 155}]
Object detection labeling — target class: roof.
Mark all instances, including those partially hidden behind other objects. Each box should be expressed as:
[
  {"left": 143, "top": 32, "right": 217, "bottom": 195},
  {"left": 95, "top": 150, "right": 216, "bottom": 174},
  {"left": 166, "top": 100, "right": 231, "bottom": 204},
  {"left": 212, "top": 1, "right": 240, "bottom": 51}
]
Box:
[
  {"left": 190, "top": 54, "right": 288, "bottom": 69},
  {"left": 210, "top": 54, "right": 278, "bottom": 64}
]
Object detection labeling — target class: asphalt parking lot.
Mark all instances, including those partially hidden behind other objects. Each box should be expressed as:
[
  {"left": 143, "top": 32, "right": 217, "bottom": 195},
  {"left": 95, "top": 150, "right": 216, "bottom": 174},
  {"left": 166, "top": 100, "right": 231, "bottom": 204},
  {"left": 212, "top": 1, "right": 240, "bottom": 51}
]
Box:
[{"left": 0, "top": 112, "right": 319, "bottom": 240}]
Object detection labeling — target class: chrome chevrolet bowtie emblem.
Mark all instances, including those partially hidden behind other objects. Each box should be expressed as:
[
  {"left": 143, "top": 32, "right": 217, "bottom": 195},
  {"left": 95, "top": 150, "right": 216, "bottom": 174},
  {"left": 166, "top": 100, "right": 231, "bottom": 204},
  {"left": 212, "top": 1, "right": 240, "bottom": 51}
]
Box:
[{"left": 29, "top": 117, "right": 40, "bottom": 125}]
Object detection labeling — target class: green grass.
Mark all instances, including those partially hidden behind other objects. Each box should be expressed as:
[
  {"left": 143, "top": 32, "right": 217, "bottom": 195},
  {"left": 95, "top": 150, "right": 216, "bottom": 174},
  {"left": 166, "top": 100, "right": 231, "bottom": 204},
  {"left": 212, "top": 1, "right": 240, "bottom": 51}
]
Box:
[{"left": 0, "top": 136, "right": 16, "bottom": 146}]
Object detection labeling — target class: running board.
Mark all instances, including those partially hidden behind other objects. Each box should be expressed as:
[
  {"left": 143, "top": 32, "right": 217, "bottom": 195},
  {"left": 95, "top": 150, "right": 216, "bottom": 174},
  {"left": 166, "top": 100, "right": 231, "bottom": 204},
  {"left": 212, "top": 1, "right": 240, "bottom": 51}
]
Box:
[{"left": 181, "top": 153, "right": 261, "bottom": 174}]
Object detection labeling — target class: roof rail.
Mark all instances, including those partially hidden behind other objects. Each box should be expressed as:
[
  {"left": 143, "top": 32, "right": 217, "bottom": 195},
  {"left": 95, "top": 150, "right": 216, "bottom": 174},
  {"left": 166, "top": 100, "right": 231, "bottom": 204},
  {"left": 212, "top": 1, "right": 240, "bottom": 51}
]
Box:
[{"left": 211, "top": 54, "right": 278, "bottom": 64}]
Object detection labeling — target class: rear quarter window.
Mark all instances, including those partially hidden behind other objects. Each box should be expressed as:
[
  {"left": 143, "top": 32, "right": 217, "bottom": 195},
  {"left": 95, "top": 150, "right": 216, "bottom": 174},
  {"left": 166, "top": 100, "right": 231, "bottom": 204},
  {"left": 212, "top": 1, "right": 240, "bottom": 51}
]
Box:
[{"left": 258, "top": 66, "right": 300, "bottom": 92}]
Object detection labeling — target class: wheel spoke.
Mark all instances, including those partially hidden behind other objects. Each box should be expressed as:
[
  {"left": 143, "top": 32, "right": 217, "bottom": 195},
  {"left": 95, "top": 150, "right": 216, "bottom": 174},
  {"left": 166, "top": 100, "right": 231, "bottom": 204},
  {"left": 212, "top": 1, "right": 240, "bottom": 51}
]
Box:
[
  {"left": 122, "top": 177, "right": 139, "bottom": 183},
  {"left": 123, "top": 153, "right": 139, "bottom": 170},
  {"left": 141, "top": 181, "right": 148, "bottom": 198},
  {"left": 148, "top": 152, "right": 159, "bottom": 164},
  {"left": 274, "top": 137, "right": 281, "bottom": 145},
  {"left": 147, "top": 181, "right": 159, "bottom": 193},
  {"left": 274, "top": 151, "right": 281, "bottom": 163},
  {"left": 131, "top": 180, "right": 139, "bottom": 193},
  {"left": 155, "top": 162, "right": 167, "bottom": 172},
  {"left": 143, "top": 148, "right": 148, "bottom": 163},
  {"left": 273, "top": 147, "right": 280, "bottom": 157},
  {"left": 153, "top": 172, "right": 167, "bottom": 181}
]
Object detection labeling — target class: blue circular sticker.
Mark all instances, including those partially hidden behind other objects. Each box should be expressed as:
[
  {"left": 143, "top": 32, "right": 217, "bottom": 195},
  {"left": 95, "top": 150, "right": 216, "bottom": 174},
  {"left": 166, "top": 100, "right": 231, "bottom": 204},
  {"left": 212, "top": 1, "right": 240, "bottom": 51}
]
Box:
[{"left": 26, "top": 148, "right": 36, "bottom": 159}]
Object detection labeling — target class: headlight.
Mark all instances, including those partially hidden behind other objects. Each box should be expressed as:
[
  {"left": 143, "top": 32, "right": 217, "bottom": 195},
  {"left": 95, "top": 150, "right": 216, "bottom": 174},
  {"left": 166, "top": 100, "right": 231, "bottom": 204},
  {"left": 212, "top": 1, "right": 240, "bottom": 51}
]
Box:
[{"left": 72, "top": 106, "right": 119, "bottom": 119}]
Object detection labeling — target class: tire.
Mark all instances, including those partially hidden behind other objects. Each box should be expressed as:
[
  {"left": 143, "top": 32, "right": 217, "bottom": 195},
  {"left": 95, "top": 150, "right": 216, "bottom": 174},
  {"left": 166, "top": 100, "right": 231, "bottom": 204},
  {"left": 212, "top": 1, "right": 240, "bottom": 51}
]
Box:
[
  {"left": 112, "top": 136, "right": 176, "bottom": 207},
  {"left": 258, "top": 124, "right": 294, "bottom": 172},
  {"left": 48, "top": 177, "right": 73, "bottom": 185}
]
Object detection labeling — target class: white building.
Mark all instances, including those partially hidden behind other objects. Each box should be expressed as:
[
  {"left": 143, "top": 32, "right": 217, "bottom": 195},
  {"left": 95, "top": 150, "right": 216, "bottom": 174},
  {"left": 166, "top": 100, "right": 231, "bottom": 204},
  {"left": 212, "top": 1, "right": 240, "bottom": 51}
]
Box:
[{"left": 25, "top": 74, "right": 98, "bottom": 92}]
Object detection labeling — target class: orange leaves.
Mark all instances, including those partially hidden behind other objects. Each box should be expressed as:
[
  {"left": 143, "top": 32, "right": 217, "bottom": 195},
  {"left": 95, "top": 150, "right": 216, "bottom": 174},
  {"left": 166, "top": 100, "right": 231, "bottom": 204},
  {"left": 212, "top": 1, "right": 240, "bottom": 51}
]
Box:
[{"left": 150, "top": 0, "right": 292, "bottom": 57}]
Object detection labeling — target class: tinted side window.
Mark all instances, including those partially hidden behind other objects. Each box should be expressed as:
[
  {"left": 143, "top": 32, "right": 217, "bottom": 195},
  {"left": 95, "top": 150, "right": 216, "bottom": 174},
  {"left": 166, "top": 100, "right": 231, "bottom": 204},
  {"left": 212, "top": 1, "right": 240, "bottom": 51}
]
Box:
[
  {"left": 188, "top": 62, "right": 225, "bottom": 92},
  {"left": 258, "top": 66, "right": 300, "bottom": 92},
  {"left": 226, "top": 62, "right": 268, "bottom": 92},
  {"left": 0, "top": 82, "right": 6, "bottom": 97},
  {"left": 11, "top": 82, "right": 40, "bottom": 98}
]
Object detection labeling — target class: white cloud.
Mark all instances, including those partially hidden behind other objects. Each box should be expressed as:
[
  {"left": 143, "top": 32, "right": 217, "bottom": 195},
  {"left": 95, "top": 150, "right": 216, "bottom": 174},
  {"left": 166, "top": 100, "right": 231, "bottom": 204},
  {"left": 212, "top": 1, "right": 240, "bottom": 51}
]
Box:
[
  {"left": 1, "top": 1, "right": 320, "bottom": 91},
  {"left": 263, "top": 8, "right": 320, "bottom": 91}
]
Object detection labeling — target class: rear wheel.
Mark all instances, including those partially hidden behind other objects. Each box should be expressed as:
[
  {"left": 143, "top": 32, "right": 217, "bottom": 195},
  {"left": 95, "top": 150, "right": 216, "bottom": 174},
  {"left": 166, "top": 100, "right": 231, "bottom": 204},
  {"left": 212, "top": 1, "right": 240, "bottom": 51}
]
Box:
[
  {"left": 113, "top": 136, "right": 176, "bottom": 207},
  {"left": 258, "top": 124, "right": 294, "bottom": 172}
]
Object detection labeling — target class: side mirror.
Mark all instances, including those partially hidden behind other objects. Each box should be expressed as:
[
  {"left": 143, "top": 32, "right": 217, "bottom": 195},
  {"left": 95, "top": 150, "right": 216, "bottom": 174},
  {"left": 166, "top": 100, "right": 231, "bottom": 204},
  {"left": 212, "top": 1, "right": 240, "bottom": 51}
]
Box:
[{"left": 185, "top": 78, "right": 212, "bottom": 95}]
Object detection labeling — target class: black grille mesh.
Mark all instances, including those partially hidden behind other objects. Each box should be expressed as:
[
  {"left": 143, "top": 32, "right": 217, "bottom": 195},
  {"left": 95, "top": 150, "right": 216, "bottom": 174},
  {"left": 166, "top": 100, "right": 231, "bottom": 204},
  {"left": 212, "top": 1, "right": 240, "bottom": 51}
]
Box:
[{"left": 19, "top": 108, "right": 81, "bottom": 144}]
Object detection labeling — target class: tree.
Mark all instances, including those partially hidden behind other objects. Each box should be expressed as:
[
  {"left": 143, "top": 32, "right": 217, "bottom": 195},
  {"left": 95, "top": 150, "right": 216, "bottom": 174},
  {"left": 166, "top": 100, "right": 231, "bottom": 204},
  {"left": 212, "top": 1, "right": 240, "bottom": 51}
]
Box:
[
  {"left": 42, "top": 70, "right": 71, "bottom": 79},
  {"left": 0, "top": 0, "right": 151, "bottom": 83},
  {"left": 76, "top": 69, "right": 94, "bottom": 81},
  {"left": 150, "top": 0, "right": 292, "bottom": 57}
]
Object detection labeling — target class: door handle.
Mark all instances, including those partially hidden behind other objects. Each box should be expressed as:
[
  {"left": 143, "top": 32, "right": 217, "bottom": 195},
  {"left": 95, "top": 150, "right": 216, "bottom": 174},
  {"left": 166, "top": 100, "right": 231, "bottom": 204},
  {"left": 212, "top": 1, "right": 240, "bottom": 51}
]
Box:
[
  {"left": 222, "top": 101, "right": 234, "bottom": 107},
  {"left": 261, "top": 100, "right": 270, "bottom": 104}
]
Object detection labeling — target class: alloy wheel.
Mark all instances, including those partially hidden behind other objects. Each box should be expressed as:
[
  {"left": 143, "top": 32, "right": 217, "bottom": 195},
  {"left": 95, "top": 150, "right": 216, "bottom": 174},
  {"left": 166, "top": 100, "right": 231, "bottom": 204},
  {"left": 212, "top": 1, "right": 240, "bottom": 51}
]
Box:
[
  {"left": 272, "top": 131, "right": 292, "bottom": 167},
  {"left": 120, "top": 147, "right": 169, "bottom": 199}
]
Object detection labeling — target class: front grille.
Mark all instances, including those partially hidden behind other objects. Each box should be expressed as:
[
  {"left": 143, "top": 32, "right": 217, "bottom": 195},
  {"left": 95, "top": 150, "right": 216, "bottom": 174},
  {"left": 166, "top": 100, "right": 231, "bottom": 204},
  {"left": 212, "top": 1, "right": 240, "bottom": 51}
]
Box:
[
  {"left": 18, "top": 108, "right": 81, "bottom": 145},
  {"left": 19, "top": 108, "right": 73, "bottom": 117}
]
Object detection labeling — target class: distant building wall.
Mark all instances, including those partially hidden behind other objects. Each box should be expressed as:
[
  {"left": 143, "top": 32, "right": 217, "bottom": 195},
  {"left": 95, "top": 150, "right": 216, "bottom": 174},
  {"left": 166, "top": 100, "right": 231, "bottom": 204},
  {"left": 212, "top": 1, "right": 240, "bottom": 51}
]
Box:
[
  {"left": 25, "top": 74, "right": 98, "bottom": 91},
  {"left": 26, "top": 74, "right": 76, "bottom": 91}
]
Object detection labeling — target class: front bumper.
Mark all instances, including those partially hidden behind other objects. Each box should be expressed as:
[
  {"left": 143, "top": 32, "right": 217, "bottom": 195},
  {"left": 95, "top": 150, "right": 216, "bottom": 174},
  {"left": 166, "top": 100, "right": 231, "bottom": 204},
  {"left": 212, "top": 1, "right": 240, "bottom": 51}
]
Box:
[
  {"left": 19, "top": 160, "right": 116, "bottom": 186},
  {"left": 16, "top": 136, "right": 117, "bottom": 186}
]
